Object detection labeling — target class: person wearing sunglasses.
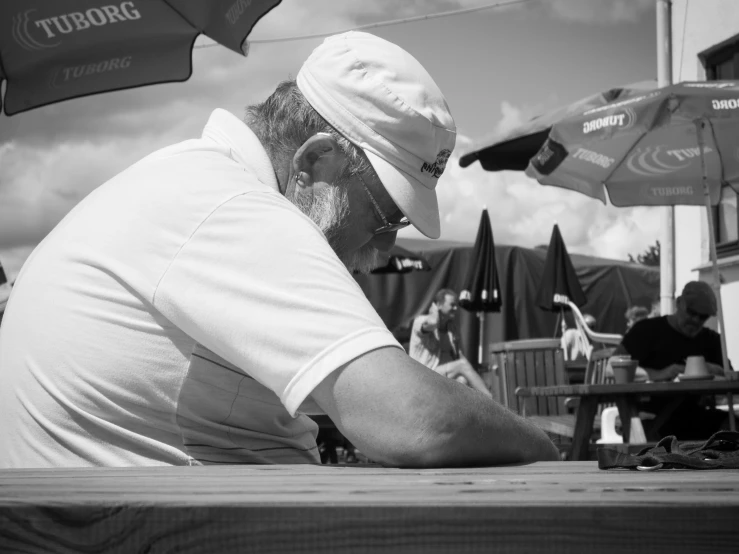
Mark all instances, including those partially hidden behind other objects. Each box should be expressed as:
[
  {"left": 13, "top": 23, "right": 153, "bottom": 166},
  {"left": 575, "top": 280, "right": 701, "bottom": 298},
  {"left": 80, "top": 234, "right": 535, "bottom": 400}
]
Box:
[
  {"left": 612, "top": 280, "right": 734, "bottom": 439},
  {"left": 0, "top": 32, "right": 558, "bottom": 468}
]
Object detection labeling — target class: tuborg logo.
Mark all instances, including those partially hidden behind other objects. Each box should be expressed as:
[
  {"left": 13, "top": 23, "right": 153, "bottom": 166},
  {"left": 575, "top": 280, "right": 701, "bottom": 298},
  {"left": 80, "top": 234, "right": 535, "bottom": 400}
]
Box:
[
  {"left": 572, "top": 147, "right": 615, "bottom": 169},
  {"left": 49, "top": 56, "right": 133, "bottom": 88},
  {"left": 712, "top": 98, "right": 739, "bottom": 110},
  {"left": 421, "top": 149, "right": 452, "bottom": 179},
  {"left": 626, "top": 145, "right": 713, "bottom": 177},
  {"left": 646, "top": 185, "right": 695, "bottom": 198},
  {"left": 582, "top": 107, "right": 636, "bottom": 135},
  {"left": 531, "top": 138, "right": 568, "bottom": 175},
  {"left": 12, "top": 2, "right": 141, "bottom": 52},
  {"left": 226, "top": 0, "right": 255, "bottom": 25}
]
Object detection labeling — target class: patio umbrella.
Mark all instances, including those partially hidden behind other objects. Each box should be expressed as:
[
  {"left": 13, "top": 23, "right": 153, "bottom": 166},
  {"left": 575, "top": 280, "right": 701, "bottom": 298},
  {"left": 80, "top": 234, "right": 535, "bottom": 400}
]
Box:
[
  {"left": 536, "top": 223, "right": 587, "bottom": 336},
  {"left": 536, "top": 224, "right": 587, "bottom": 311},
  {"left": 0, "top": 0, "right": 282, "bottom": 116},
  {"left": 525, "top": 80, "right": 739, "bottom": 427},
  {"left": 459, "top": 208, "right": 501, "bottom": 365},
  {"left": 458, "top": 80, "right": 658, "bottom": 172},
  {"left": 370, "top": 244, "right": 432, "bottom": 275}
]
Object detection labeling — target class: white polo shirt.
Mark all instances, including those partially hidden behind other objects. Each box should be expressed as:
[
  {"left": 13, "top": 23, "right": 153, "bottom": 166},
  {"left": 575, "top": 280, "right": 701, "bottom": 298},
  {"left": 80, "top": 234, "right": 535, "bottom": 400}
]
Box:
[{"left": 0, "top": 109, "right": 400, "bottom": 467}]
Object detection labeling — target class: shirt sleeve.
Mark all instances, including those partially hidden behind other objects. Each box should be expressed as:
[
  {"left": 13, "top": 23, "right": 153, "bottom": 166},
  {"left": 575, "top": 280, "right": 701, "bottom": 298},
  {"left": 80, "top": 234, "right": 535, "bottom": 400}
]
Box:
[
  {"left": 153, "top": 190, "right": 401, "bottom": 416},
  {"left": 705, "top": 330, "right": 733, "bottom": 370},
  {"left": 413, "top": 315, "right": 430, "bottom": 335},
  {"left": 620, "top": 319, "right": 651, "bottom": 365}
]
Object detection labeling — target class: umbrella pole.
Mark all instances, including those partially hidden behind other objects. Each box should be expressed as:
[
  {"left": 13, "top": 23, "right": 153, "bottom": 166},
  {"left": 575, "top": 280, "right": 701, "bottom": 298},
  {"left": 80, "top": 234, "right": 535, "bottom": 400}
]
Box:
[
  {"left": 553, "top": 308, "right": 562, "bottom": 338},
  {"left": 477, "top": 311, "right": 485, "bottom": 368},
  {"left": 697, "top": 119, "right": 735, "bottom": 431},
  {"left": 703, "top": 200, "right": 735, "bottom": 431}
]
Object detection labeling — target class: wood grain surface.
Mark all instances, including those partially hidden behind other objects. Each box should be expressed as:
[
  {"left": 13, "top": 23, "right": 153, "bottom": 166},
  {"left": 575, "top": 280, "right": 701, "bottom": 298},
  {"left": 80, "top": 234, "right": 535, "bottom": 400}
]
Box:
[{"left": 1, "top": 462, "right": 738, "bottom": 553}]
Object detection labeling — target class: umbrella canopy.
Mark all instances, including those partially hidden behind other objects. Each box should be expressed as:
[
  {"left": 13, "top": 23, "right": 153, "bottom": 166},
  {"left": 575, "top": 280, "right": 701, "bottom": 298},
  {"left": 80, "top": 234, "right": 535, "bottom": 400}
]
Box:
[
  {"left": 0, "top": 0, "right": 282, "bottom": 116},
  {"left": 371, "top": 244, "right": 432, "bottom": 275},
  {"left": 458, "top": 80, "right": 658, "bottom": 172},
  {"left": 459, "top": 209, "right": 501, "bottom": 312},
  {"left": 536, "top": 224, "right": 587, "bottom": 312},
  {"left": 524, "top": 80, "right": 739, "bottom": 412},
  {"left": 525, "top": 81, "right": 739, "bottom": 206}
]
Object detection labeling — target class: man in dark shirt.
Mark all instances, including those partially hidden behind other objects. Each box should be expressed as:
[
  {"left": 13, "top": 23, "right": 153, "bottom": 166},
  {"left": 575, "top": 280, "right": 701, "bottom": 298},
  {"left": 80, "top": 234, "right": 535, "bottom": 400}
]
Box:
[{"left": 613, "top": 281, "right": 732, "bottom": 439}]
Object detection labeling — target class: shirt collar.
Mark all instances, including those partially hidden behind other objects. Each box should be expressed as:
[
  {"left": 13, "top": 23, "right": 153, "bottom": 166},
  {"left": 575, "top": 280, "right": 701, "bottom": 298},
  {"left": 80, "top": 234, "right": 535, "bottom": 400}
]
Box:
[{"left": 201, "top": 109, "right": 280, "bottom": 193}]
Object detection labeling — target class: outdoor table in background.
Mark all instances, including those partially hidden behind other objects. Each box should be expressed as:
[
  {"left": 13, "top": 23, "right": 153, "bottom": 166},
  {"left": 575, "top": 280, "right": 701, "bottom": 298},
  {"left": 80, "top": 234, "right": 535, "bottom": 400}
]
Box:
[
  {"left": 1, "top": 462, "right": 739, "bottom": 553},
  {"left": 517, "top": 378, "right": 739, "bottom": 461}
]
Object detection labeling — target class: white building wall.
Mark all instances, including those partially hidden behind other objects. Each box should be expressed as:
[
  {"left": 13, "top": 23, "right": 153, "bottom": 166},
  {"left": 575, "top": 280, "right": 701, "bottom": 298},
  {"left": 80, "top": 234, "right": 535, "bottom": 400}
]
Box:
[{"left": 671, "top": 0, "right": 739, "bottom": 366}]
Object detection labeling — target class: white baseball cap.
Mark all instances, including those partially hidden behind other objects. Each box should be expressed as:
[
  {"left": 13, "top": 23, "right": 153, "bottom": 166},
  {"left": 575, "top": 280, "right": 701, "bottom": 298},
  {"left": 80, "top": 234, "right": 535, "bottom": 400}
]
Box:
[{"left": 297, "top": 31, "right": 456, "bottom": 239}]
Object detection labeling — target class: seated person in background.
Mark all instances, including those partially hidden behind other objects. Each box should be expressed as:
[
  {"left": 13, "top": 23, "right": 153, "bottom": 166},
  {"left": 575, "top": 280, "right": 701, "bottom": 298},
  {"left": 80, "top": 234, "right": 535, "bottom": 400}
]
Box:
[
  {"left": 624, "top": 305, "right": 649, "bottom": 333},
  {"left": 561, "top": 313, "right": 596, "bottom": 363},
  {"left": 409, "top": 289, "right": 492, "bottom": 397},
  {"left": 612, "top": 281, "right": 733, "bottom": 439}
]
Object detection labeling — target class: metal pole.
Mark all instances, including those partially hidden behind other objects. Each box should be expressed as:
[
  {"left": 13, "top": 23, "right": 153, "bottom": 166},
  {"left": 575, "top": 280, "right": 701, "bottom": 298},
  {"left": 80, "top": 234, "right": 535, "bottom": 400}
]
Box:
[
  {"left": 656, "top": 0, "right": 675, "bottom": 316},
  {"left": 478, "top": 311, "right": 485, "bottom": 367},
  {"left": 695, "top": 119, "right": 735, "bottom": 431}
]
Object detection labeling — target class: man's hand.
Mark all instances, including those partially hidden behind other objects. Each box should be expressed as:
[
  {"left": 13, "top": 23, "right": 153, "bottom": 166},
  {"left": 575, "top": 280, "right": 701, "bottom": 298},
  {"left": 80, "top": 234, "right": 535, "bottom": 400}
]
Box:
[
  {"left": 633, "top": 366, "right": 649, "bottom": 383},
  {"left": 646, "top": 363, "right": 685, "bottom": 382},
  {"left": 706, "top": 362, "right": 727, "bottom": 376},
  {"left": 421, "top": 303, "right": 440, "bottom": 333}
]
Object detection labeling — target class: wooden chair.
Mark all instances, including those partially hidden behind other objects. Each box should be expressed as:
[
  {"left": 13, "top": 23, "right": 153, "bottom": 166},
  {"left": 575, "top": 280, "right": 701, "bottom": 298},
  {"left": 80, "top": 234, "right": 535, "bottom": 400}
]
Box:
[
  {"left": 565, "top": 347, "right": 617, "bottom": 411},
  {"left": 570, "top": 346, "right": 649, "bottom": 444},
  {"left": 491, "top": 339, "right": 575, "bottom": 438},
  {"left": 497, "top": 343, "right": 621, "bottom": 443}
]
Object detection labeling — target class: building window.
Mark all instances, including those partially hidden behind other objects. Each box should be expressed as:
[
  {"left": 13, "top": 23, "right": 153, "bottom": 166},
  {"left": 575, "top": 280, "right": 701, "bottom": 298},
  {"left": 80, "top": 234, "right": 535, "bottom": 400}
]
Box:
[{"left": 703, "top": 36, "right": 739, "bottom": 257}]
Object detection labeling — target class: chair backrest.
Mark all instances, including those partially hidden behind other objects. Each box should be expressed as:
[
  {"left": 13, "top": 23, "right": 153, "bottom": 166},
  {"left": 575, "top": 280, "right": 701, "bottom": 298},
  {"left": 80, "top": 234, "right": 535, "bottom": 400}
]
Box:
[
  {"left": 565, "top": 300, "right": 623, "bottom": 347},
  {"left": 584, "top": 347, "right": 617, "bottom": 413},
  {"left": 584, "top": 347, "right": 617, "bottom": 385},
  {"left": 490, "top": 339, "right": 568, "bottom": 417}
]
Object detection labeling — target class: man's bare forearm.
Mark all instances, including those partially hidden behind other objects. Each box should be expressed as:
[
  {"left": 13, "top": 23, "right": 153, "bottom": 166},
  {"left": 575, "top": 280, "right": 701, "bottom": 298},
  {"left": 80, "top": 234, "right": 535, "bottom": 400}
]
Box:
[
  {"left": 394, "top": 386, "right": 560, "bottom": 467},
  {"left": 311, "top": 347, "right": 561, "bottom": 469}
]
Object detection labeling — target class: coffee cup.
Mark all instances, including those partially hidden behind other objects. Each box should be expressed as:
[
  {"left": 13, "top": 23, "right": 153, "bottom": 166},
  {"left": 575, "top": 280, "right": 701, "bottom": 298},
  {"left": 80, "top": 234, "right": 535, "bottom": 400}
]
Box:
[
  {"left": 684, "top": 355, "right": 709, "bottom": 377},
  {"left": 610, "top": 356, "right": 638, "bottom": 384}
]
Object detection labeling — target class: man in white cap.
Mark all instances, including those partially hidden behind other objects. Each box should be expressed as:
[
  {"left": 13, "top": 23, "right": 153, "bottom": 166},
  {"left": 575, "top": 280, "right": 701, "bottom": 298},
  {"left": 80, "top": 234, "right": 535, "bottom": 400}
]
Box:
[{"left": 0, "top": 32, "right": 558, "bottom": 468}]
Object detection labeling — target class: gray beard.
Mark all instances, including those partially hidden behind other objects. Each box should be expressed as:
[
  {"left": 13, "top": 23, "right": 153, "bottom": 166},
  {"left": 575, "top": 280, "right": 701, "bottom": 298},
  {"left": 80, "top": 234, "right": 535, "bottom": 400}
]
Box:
[{"left": 287, "top": 183, "right": 380, "bottom": 274}]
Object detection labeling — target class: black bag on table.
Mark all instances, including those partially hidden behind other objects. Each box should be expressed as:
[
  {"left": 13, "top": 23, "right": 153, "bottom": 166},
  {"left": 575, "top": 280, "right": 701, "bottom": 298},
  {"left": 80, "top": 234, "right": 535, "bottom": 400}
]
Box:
[{"left": 598, "top": 431, "right": 739, "bottom": 470}]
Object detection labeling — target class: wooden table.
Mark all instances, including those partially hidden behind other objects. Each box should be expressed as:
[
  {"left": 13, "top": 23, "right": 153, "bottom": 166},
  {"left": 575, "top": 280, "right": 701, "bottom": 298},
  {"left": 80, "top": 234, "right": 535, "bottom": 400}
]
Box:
[
  {"left": 1, "top": 462, "right": 738, "bottom": 553},
  {"left": 517, "top": 379, "right": 739, "bottom": 461}
]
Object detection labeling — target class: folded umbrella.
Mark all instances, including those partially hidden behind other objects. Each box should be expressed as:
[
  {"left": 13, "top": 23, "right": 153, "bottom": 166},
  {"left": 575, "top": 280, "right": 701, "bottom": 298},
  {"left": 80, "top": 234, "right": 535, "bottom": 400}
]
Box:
[
  {"left": 0, "top": 0, "right": 282, "bottom": 116},
  {"left": 536, "top": 223, "right": 587, "bottom": 312},
  {"left": 459, "top": 208, "right": 501, "bottom": 365}
]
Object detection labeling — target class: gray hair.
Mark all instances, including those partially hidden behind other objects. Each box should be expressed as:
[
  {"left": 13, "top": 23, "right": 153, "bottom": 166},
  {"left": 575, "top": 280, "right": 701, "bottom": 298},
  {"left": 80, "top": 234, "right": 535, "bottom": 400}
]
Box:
[{"left": 244, "top": 80, "right": 370, "bottom": 178}]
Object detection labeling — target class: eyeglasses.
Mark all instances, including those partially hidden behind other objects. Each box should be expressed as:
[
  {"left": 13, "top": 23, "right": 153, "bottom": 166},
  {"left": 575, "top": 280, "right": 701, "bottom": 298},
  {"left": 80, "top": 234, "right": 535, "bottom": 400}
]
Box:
[
  {"left": 686, "top": 307, "right": 710, "bottom": 322},
  {"left": 356, "top": 172, "right": 410, "bottom": 235}
]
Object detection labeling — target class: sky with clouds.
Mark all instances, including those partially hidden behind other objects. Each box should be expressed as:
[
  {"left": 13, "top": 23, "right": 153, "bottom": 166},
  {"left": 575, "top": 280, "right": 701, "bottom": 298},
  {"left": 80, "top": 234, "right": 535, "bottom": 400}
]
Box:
[{"left": 0, "top": 0, "right": 662, "bottom": 280}]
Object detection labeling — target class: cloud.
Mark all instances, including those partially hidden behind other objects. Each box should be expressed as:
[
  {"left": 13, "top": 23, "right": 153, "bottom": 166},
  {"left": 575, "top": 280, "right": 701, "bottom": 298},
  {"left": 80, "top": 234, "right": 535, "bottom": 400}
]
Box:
[
  {"left": 400, "top": 99, "right": 661, "bottom": 262},
  {"left": 542, "top": 0, "right": 654, "bottom": 23},
  {"left": 0, "top": 138, "right": 166, "bottom": 250},
  {"left": 0, "top": 0, "right": 659, "bottom": 279}
]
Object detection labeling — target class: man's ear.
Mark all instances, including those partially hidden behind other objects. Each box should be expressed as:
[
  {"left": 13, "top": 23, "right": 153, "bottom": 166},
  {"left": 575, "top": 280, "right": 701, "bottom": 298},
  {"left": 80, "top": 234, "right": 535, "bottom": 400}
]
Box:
[{"left": 289, "top": 133, "right": 348, "bottom": 194}]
